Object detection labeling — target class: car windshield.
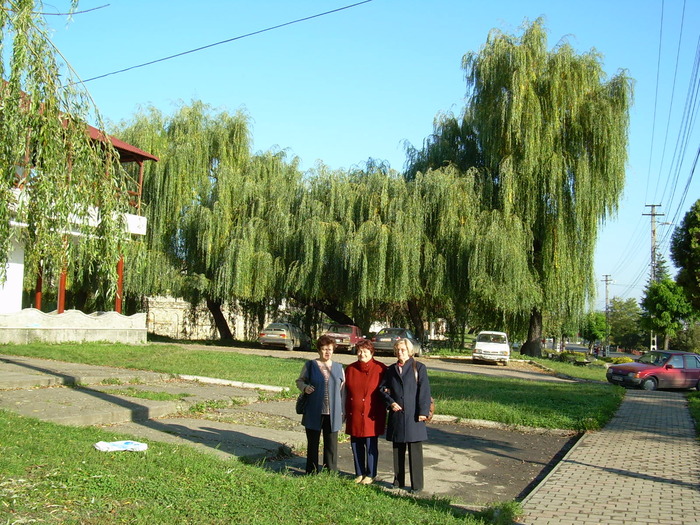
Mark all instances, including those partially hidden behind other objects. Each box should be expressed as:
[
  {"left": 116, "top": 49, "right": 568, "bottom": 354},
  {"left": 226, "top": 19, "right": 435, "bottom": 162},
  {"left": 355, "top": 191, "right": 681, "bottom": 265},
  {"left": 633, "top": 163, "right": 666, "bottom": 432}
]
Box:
[
  {"left": 265, "top": 324, "right": 287, "bottom": 331},
  {"left": 477, "top": 333, "right": 506, "bottom": 343},
  {"left": 638, "top": 352, "right": 670, "bottom": 366},
  {"left": 329, "top": 325, "right": 351, "bottom": 334},
  {"left": 378, "top": 328, "right": 403, "bottom": 336}
]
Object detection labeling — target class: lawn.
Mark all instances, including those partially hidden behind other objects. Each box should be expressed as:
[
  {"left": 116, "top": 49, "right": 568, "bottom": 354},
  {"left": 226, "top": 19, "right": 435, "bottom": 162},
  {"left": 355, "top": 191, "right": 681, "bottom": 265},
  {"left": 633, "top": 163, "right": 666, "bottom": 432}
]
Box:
[
  {"left": 0, "top": 342, "right": 623, "bottom": 431},
  {"left": 0, "top": 409, "right": 500, "bottom": 524}
]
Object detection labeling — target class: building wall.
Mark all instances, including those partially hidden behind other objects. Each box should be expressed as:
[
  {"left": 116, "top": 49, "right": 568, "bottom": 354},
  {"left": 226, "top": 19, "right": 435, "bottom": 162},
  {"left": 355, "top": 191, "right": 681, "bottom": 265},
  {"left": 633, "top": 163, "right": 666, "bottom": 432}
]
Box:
[{"left": 0, "top": 239, "right": 25, "bottom": 314}]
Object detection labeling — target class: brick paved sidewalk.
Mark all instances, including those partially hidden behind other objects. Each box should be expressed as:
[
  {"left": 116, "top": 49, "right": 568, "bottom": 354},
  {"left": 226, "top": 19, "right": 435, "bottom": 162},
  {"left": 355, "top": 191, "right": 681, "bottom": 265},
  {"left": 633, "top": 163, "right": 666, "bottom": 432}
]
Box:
[{"left": 520, "top": 390, "right": 700, "bottom": 525}]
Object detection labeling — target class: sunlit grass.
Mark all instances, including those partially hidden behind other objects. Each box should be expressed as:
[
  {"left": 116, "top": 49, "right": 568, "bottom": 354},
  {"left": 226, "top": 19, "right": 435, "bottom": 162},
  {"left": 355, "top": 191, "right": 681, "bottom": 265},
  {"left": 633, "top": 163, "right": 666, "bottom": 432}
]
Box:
[
  {"left": 0, "top": 410, "right": 490, "bottom": 524},
  {"left": 430, "top": 371, "right": 623, "bottom": 430}
]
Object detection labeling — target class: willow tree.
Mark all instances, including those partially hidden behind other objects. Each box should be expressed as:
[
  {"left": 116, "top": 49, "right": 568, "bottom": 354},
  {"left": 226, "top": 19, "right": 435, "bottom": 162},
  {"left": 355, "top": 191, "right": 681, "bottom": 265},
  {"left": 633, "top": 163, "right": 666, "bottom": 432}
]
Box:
[
  {"left": 1, "top": 0, "right": 130, "bottom": 297},
  {"left": 408, "top": 19, "right": 632, "bottom": 354},
  {"left": 118, "top": 102, "right": 305, "bottom": 338}
]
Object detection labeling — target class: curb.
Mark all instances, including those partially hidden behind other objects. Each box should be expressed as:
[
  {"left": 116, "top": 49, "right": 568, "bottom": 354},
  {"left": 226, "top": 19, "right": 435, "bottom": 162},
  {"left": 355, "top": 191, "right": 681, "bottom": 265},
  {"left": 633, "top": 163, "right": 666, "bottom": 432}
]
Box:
[
  {"left": 430, "top": 414, "right": 577, "bottom": 437},
  {"left": 177, "top": 374, "right": 289, "bottom": 393},
  {"left": 518, "top": 428, "right": 588, "bottom": 507}
]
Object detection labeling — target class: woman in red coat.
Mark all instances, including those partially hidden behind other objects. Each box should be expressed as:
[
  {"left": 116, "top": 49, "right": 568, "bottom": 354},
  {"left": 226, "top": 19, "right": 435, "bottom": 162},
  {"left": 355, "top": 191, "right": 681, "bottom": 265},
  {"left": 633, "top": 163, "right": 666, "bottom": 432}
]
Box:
[{"left": 345, "top": 339, "right": 387, "bottom": 484}]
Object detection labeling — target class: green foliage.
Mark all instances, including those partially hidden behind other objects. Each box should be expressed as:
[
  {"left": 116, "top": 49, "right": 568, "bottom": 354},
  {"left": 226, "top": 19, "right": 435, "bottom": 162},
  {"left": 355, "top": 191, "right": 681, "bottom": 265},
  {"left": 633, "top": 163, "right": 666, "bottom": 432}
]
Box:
[
  {"left": 1, "top": 1, "right": 130, "bottom": 293},
  {"left": 609, "top": 297, "right": 643, "bottom": 350},
  {"left": 476, "top": 501, "right": 523, "bottom": 525},
  {"left": 580, "top": 311, "right": 607, "bottom": 348},
  {"left": 463, "top": 18, "right": 631, "bottom": 323},
  {"left": 610, "top": 356, "right": 634, "bottom": 364},
  {"left": 558, "top": 351, "right": 581, "bottom": 363},
  {"left": 671, "top": 199, "right": 700, "bottom": 312},
  {"left": 671, "top": 320, "right": 700, "bottom": 353},
  {"left": 640, "top": 277, "right": 694, "bottom": 348},
  {"left": 405, "top": 18, "right": 632, "bottom": 348}
]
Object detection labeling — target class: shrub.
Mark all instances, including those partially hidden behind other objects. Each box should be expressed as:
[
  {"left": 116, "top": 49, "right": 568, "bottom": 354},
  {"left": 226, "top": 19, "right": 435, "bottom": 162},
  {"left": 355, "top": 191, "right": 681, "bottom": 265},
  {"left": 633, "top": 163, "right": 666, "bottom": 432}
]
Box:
[
  {"left": 558, "top": 351, "right": 579, "bottom": 363},
  {"left": 611, "top": 356, "right": 634, "bottom": 364}
]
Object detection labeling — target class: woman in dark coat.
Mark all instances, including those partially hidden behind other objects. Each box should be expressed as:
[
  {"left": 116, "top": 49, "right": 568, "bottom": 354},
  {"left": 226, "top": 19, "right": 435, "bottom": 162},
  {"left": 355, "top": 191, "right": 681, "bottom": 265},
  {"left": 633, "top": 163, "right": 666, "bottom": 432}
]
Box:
[
  {"left": 296, "top": 335, "right": 345, "bottom": 474},
  {"left": 381, "top": 337, "right": 431, "bottom": 493},
  {"left": 344, "top": 339, "right": 387, "bottom": 484}
]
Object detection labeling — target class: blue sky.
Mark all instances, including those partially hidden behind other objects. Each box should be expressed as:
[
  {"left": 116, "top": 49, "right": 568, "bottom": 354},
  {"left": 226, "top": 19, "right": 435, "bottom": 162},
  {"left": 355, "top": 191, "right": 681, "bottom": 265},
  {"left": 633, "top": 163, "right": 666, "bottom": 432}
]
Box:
[{"left": 46, "top": 0, "right": 700, "bottom": 311}]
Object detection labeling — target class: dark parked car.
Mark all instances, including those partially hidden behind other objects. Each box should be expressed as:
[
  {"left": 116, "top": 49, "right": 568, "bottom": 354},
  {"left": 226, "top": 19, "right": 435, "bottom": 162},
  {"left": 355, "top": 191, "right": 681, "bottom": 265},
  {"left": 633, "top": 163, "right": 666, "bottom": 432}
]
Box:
[
  {"left": 322, "top": 324, "right": 364, "bottom": 353},
  {"left": 258, "top": 323, "right": 309, "bottom": 351},
  {"left": 606, "top": 350, "right": 700, "bottom": 391},
  {"left": 372, "top": 327, "right": 422, "bottom": 356}
]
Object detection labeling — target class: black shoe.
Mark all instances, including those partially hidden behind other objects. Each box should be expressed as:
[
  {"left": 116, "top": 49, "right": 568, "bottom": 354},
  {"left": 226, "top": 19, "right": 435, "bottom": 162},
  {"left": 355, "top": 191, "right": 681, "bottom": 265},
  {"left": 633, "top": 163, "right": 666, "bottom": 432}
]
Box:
[{"left": 392, "top": 477, "right": 404, "bottom": 488}]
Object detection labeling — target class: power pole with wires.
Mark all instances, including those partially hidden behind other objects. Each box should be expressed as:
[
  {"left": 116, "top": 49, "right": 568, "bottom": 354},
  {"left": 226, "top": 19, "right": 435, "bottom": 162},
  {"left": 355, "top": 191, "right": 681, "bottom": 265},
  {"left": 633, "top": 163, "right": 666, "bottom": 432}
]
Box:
[
  {"left": 643, "top": 204, "right": 664, "bottom": 351},
  {"left": 602, "top": 274, "right": 612, "bottom": 355}
]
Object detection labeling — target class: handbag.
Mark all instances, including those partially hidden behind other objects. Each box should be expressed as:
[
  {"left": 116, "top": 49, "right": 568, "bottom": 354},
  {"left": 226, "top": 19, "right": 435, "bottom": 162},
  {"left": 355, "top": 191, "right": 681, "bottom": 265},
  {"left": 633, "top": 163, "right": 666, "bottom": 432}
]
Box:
[
  {"left": 295, "top": 360, "right": 311, "bottom": 415},
  {"left": 295, "top": 392, "right": 308, "bottom": 415}
]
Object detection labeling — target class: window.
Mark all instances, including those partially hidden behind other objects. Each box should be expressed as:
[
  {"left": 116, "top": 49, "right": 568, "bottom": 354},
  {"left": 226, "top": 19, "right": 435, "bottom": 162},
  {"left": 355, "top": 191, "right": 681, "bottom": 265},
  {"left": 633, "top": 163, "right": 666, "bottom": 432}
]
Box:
[
  {"left": 668, "top": 355, "right": 684, "bottom": 369},
  {"left": 684, "top": 355, "right": 700, "bottom": 369}
]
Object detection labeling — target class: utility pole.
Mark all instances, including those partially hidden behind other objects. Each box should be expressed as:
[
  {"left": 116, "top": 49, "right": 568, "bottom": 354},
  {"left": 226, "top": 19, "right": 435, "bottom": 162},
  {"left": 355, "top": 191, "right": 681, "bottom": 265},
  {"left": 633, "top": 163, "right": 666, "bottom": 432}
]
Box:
[
  {"left": 602, "top": 274, "right": 612, "bottom": 356},
  {"left": 643, "top": 204, "right": 664, "bottom": 351}
]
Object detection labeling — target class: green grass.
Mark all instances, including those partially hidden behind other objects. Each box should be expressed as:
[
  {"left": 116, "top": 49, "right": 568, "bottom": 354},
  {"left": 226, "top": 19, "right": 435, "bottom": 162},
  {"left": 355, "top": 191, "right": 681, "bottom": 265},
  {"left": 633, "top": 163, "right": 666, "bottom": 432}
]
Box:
[
  {"left": 101, "top": 387, "right": 192, "bottom": 402},
  {"left": 431, "top": 371, "right": 623, "bottom": 431},
  {"left": 0, "top": 409, "right": 490, "bottom": 524},
  {"left": 511, "top": 352, "right": 610, "bottom": 381}
]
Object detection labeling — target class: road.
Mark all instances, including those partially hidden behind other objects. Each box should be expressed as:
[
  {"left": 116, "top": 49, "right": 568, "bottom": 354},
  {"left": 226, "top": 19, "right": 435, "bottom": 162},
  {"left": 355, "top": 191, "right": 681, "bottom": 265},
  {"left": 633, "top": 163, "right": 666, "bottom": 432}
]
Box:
[{"left": 171, "top": 342, "right": 574, "bottom": 384}]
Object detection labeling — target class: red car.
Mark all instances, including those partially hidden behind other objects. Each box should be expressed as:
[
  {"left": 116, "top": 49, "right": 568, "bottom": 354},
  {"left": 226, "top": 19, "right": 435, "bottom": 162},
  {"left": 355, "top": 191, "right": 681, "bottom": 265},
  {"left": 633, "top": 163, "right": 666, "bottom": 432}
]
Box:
[
  {"left": 606, "top": 351, "right": 700, "bottom": 391},
  {"left": 322, "top": 324, "right": 364, "bottom": 353}
]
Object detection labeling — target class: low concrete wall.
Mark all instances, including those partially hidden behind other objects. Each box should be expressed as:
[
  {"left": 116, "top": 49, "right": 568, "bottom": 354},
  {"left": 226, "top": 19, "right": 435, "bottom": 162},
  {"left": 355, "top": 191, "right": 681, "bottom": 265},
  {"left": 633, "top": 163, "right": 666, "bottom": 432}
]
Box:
[
  {"left": 0, "top": 308, "right": 147, "bottom": 344},
  {"left": 145, "top": 296, "right": 255, "bottom": 341}
]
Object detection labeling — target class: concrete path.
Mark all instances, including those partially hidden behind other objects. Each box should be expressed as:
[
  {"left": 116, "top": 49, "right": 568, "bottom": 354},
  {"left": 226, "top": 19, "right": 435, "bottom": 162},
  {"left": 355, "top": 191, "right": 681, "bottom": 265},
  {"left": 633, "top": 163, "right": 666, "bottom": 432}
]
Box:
[{"left": 520, "top": 390, "right": 700, "bottom": 525}]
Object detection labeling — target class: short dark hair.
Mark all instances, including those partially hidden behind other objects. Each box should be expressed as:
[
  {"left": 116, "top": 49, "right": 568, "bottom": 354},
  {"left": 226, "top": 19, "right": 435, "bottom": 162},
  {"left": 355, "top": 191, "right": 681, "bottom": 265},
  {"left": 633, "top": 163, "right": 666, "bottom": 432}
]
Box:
[
  {"left": 356, "top": 338, "right": 375, "bottom": 354},
  {"left": 317, "top": 334, "right": 336, "bottom": 349}
]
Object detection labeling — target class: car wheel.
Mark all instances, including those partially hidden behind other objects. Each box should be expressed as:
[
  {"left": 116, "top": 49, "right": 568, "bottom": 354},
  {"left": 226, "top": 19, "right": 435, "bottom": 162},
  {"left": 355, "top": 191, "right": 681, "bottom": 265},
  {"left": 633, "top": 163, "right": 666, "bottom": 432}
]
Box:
[
  {"left": 348, "top": 345, "right": 355, "bottom": 354},
  {"left": 414, "top": 345, "right": 421, "bottom": 357},
  {"left": 285, "top": 342, "right": 294, "bottom": 351},
  {"left": 641, "top": 377, "right": 657, "bottom": 391}
]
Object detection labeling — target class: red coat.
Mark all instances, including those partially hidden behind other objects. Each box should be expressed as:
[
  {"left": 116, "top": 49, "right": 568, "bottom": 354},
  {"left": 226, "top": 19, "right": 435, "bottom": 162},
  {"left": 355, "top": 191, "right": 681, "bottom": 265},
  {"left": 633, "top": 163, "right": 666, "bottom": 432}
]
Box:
[{"left": 344, "top": 358, "right": 387, "bottom": 437}]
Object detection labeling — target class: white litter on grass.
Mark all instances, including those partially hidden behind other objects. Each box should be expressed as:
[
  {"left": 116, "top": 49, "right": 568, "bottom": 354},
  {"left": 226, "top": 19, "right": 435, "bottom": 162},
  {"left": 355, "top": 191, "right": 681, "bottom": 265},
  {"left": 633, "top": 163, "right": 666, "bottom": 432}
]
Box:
[{"left": 94, "top": 440, "right": 148, "bottom": 452}]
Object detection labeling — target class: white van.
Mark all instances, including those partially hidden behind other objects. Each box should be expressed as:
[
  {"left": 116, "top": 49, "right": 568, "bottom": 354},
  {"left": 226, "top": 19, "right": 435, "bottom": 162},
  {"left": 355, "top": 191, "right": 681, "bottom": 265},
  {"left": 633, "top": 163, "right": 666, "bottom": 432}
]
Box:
[{"left": 473, "top": 331, "right": 510, "bottom": 365}]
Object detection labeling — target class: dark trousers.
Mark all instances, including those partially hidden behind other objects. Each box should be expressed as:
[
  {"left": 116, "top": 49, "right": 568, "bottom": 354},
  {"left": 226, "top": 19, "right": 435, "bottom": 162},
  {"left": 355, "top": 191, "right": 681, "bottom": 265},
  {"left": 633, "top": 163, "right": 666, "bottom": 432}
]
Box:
[
  {"left": 305, "top": 414, "right": 337, "bottom": 473},
  {"left": 350, "top": 436, "right": 379, "bottom": 478},
  {"left": 392, "top": 441, "right": 424, "bottom": 491}
]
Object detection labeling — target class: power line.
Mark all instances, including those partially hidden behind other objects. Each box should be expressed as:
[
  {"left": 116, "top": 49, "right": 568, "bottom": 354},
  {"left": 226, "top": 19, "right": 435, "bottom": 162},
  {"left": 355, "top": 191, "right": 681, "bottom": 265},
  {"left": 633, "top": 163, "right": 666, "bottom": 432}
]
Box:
[
  {"left": 645, "top": 0, "right": 665, "bottom": 201},
  {"left": 78, "top": 0, "right": 374, "bottom": 84}
]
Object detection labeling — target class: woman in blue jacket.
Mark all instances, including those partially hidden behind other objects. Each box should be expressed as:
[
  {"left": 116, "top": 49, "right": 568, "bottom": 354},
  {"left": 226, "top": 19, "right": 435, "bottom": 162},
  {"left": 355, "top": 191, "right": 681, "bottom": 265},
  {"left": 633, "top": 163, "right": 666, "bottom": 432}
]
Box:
[
  {"left": 381, "top": 337, "right": 431, "bottom": 493},
  {"left": 296, "top": 334, "right": 345, "bottom": 473}
]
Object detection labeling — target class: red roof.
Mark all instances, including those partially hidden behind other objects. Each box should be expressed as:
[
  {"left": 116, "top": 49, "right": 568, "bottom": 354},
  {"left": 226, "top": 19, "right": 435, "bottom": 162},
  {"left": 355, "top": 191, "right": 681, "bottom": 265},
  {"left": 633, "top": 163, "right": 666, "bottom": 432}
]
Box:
[{"left": 86, "top": 125, "right": 159, "bottom": 163}]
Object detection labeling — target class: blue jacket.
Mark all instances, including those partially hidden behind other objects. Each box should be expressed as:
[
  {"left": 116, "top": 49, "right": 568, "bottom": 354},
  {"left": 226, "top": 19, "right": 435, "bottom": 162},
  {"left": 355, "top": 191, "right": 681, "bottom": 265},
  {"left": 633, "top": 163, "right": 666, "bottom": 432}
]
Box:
[
  {"left": 298, "top": 360, "right": 345, "bottom": 432},
  {"left": 381, "top": 357, "right": 431, "bottom": 443}
]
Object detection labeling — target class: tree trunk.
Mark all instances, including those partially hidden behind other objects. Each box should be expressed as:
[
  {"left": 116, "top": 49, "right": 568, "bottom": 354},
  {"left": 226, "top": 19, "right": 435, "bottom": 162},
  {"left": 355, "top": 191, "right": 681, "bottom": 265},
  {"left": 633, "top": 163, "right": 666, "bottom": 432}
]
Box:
[
  {"left": 206, "top": 298, "right": 233, "bottom": 341},
  {"left": 294, "top": 297, "right": 355, "bottom": 326},
  {"left": 407, "top": 299, "right": 425, "bottom": 341},
  {"left": 521, "top": 307, "right": 543, "bottom": 357}
]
